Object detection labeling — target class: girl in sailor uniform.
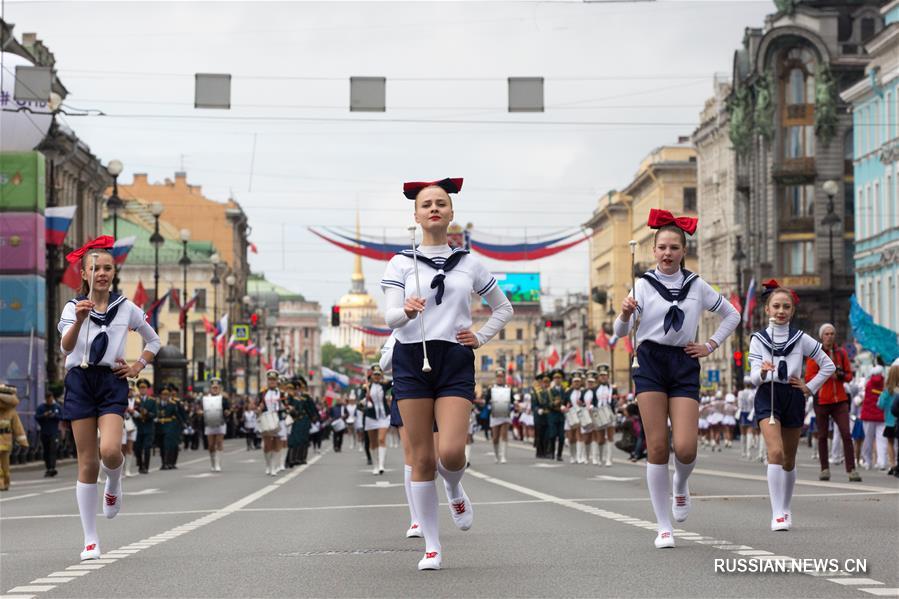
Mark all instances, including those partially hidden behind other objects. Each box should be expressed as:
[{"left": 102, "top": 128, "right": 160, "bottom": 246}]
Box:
[
  {"left": 698, "top": 397, "right": 711, "bottom": 446},
  {"left": 722, "top": 393, "right": 738, "bottom": 448},
  {"left": 738, "top": 377, "right": 756, "bottom": 459},
  {"left": 364, "top": 366, "right": 392, "bottom": 475},
  {"left": 198, "top": 378, "right": 230, "bottom": 472},
  {"left": 485, "top": 368, "right": 513, "bottom": 464},
  {"left": 58, "top": 240, "right": 161, "bottom": 560},
  {"left": 120, "top": 388, "right": 138, "bottom": 477},
  {"left": 565, "top": 373, "right": 592, "bottom": 464},
  {"left": 707, "top": 392, "right": 725, "bottom": 451},
  {"left": 748, "top": 282, "right": 834, "bottom": 531},
  {"left": 613, "top": 210, "right": 739, "bottom": 548},
  {"left": 381, "top": 178, "right": 513, "bottom": 570},
  {"left": 256, "top": 370, "right": 286, "bottom": 476}
]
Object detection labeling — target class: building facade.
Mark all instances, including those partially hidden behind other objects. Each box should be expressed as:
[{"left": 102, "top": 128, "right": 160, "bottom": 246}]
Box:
[
  {"left": 728, "top": 1, "right": 884, "bottom": 336},
  {"left": 334, "top": 253, "right": 384, "bottom": 361},
  {"left": 841, "top": 0, "right": 899, "bottom": 334}
]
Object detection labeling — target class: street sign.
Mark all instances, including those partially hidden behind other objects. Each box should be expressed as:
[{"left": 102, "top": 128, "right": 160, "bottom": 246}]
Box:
[
  {"left": 232, "top": 323, "right": 249, "bottom": 341},
  {"left": 707, "top": 369, "right": 720, "bottom": 383}
]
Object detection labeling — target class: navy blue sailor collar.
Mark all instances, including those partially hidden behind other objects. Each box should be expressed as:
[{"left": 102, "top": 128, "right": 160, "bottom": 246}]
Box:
[
  {"left": 71, "top": 292, "right": 126, "bottom": 327},
  {"left": 639, "top": 268, "right": 699, "bottom": 333},
  {"left": 399, "top": 247, "right": 470, "bottom": 305}
]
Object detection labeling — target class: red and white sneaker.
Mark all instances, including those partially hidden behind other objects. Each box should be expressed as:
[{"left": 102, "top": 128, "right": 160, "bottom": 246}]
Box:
[
  {"left": 418, "top": 551, "right": 442, "bottom": 570},
  {"left": 770, "top": 514, "right": 789, "bottom": 531},
  {"left": 654, "top": 530, "right": 675, "bottom": 549},
  {"left": 783, "top": 512, "right": 792, "bottom": 530},
  {"left": 80, "top": 542, "right": 101, "bottom": 561},
  {"left": 448, "top": 489, "right": 474, "bottom": 531},
  {"left": 672, "top": 490, "right": 691, "bottom": 523},
  {"left": 406, "top": 523, "right": 423, "bottom": 538},
  {"left": 103, "top": 488, "right": 122, "bottom": 519}
]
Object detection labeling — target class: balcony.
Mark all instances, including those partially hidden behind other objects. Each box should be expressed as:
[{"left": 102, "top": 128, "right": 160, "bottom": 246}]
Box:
[
  {"left": 773, "top": 158, "right": 816, "bottom": 184},
  {"left": 779, "top": 215, "right": 815, "bottom": 233}
]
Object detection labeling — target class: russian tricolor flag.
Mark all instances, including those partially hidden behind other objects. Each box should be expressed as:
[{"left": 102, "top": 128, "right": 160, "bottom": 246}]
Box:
[
  {"left": 111, "top": 236, "right": 136, "bottom": 265},
  {"left": 45, "top": 206, "right": 77, "bottom": 246}
]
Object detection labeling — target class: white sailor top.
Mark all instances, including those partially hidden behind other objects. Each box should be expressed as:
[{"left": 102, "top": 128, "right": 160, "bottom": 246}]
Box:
[
  {"left": 737, "top": 388, "right": 755, "bottom": 413},
  {"left": 58, "top": 293, "right": 161, "bottom": 371},
  {"left": 613, "top": 268, "right": 740, "bottom": 348},
  {"left": 366, "top": 383, "right": 390, "bottom": 420},
  {"left": 381, "top": 244, "right": 513, "bottom": 346},
  {"left": 748, "top": 322, "right": 834, "bottom": 395},
  {"left": 592, "top": 383, "right": 615, "bottom": 408}
]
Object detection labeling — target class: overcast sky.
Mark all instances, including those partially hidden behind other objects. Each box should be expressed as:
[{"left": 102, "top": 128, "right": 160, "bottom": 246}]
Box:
[{"left": 5, "top": 0, "right": 772, "bottom": 317}]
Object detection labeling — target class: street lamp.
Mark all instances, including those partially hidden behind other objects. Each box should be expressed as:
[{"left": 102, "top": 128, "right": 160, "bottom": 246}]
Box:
[
  {"left": 822, "top": 180, "right": 842, "bottom": 327},
  {"left": 149, "top": 202, "right": 164, "bottom": 304},
  {"left": 243, "top": 294, "right": 253, "bottom": 394},
  {"left": 732, "top": 236, "right": 747, "bottom": 390},
  {"left": 210, "top": 253, "right": 221, "bottom": 378},
  {"left": 179, "top": 229, "right": 191, "bottom": 366},
  {"left": 605, "top": 296, "right": 616, "bottom": 387},
  {"left": 106, "top": 159, "right": 124, "bottom": 293}
]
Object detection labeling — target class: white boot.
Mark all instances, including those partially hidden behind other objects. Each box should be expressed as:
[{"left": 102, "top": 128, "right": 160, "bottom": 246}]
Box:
[
  {"left": 210, "top": 451, "right": 217, "bottom": 472},
  {"left": 741, "top": 435, "right": 748, "bottom": 458},
  {"left": 214, "top": 452, "right": 222, "bottom": 472},
  {"left": 124, "top": 454, "right": 134, "bottom": 477},
  {"left": 264, "top": 452, "right": 272, "bottom": 475},
  {"left": 499, "top": 441, "right": 507, "bottom": 464},
  {"left": 576, "top": 441, "right": 585, "bottom": 464},
  {"left": 569, "top": 441, "right": 576, "bottom": 464},
  {"left": 464, "top": 443, "right": 471, "bottom": 465},
  {"left": 378, "top": 446, "right": 386, "bottom": 474},
  {"left": 591, "top": 442, "right": 599, "bottom": 465},
  {"left": 604, "top": 443, "right": 613, "bottom": 467},
  {"left": 280, "top": 450, "right": 287, "bottom": 471},
  {"left": 493, "top": 443, "right": 501, "bottom": 463}
]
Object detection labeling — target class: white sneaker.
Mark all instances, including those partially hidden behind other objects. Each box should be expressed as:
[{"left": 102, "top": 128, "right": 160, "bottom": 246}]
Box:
[
  {"left": 418, "top": 551, "right": 442, "bottom": 570},
  {"left": 605, "top": 457, "right": 613, "bottom": 467},
  {"left": 771, "top": 514, "right": 789, "bottom": 531},
  {"left": 80, "top": 542, "right": 101, "bottom": 561},
  {"left": 654, "top": 531, "right": 675, "bottom": 548},
  {"left": 103, "top": 487, "right": 122, "bottom": 519},
  {"left": 406, "top": 523, "right": 423, "bottom": 538},
  {"left": 672, "top": 490, "right": 691, "bottom": 523},
  {"left": 500, "top": 456, "right": 507, "bottom": 464},
  {"left": 783, "top": 512, "right": 792, "bottom": 530},
  {"left": 448, "top": 489, "right": 474, "bottom": 531},
  {"left": 372, "top": 466, "right": 380, "bottom": 475}
]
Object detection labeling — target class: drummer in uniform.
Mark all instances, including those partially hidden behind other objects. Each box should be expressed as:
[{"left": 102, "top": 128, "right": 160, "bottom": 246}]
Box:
[
  {"left": 257, "top": 370, "right": 286, "bottom": 476},
  {"left": 134, "top": 379, "right": 157, "bottom": 474},
  {"left": 547, "top": 369, "right": 567, "bottom": 462},
  {"left": 198, "top": 378, "right": 230, "bottom": 472},
  {"left": 591, "top": 365, "right": 618, "bottom": 467},
  {"left": 156, "top": 385, "right": 183, "bottom": 470},
  {"left": 531, "top": 374, "right": 552, "bottom": 459},
  {"left": 484, "top": 368, "right": 513, "bottom": 463},
  {"left": 564, "top": 372, "right": 592, "bottom": 464},
  {"left": 287, "top": 376, "right": 318, "bottom": 466}
]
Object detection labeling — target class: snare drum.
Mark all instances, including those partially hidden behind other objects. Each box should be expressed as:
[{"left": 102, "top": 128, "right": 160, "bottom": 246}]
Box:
[
  {"left": 491, "top": 386, "right": 512, "bottom": 418},
  {"left": 258, "top": 411, "right": 280, "bottom": 436},
  {"left": 577, "top": 406, "right": 593, "bottom": 428},
  {"left": 592, "top": 404, "right": 615, "bottom": 429},
  {"left": 565, "top": 409, "right": 580, "bottom": 429}
]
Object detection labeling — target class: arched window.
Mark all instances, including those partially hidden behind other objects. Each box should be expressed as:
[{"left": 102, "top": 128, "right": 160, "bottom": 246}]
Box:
[{"left": 779, "top": 46, "right": 817, "bottom": 164}]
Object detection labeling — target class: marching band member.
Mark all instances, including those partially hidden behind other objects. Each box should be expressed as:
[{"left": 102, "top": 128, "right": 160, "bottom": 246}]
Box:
[
  {"left": 748, "top": 281, "right": 834, "bottom": 531},
  {"left": 707, "top": 391, "right": 724, "bottom": 451},
  {"left": 364, "top": 365, "right": 392, "bottom": 475},
  {"left": 531, "top": 373, "right": 552, "bottom": 458},
  {"left": 381, "top": 177, "right": 512, "bottom": 570},
  {"left": 134, "top": 379, "right": 156, "bottom": 474},
  {"left": 548, "top": 370, "right": 567, "bottom": 462},
  {"left": 57, "top": 239, "right": 161, "bottom": 560},
  {"left": 287, "top": 377, "right": 317, "bottom": 467},
  {"left": 257, "top": 370, "right": 285, "bottom": 476},
  {"left": 613, "top": 210, "right": 739, "bottom": 548},
  {"left": 277, "top": 376, "right": 291, "bottom": 471},
  {"left": 737, "top": 377, "right": 756, "bottom": 459},
  {"left": 156, "top": 385, "right": 183, "bottom": 470},
  {"left": 565, "top": 373, "right": 591, "bottom": 464},
  {"left": 590, "top": 366, "right": 617, "bottom": 467},
  {"left": 722, "top": 392, "right": 738, "bottom": 449},
  {"left": 121, "top": 386, "right": 139, "bottom": 477},
  {"left": 484, "top": 368, "right": 513, "bottom": 463},
  {"left": 199, "top": 378, "right": 230, "bottom": 472}
]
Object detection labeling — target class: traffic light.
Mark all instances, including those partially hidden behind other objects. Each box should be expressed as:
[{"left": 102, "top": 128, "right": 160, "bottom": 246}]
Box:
[
  {"left": 331, "top": 305, "right": 340, "bottom": 327},
  {"left": 250, "top": 312, "right": 259, "bottom": 330},
  {"left": 545, "top": 319, "right": 563, "bottom": 328},
  {"left": 733, "top": 351, "right": 743, "bottom": 369}
]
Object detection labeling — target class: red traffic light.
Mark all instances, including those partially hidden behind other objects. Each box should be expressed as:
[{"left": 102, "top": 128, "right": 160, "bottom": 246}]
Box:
[{"left": 733, "top": 350, "right": 743, "bottom": 367}]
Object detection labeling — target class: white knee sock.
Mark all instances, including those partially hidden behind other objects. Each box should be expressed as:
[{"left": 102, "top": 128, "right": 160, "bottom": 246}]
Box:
[
  {"left": 264, "top": 452, "right": 272, "bottom": 473},
  {"left": 209, "top": 452, "right": 216, "bottom": 469},
  {"left": 672, "top": 457, "right": 695, "bottom": 496},
  {"left": 101, "top": 461, "right": 123, "bottom": 496},
  {"left": 410, "top": 480, "right": 441, "bottom": 554},
  {"left": 281, "top": 450, "right": 287, "bottom": 470},
  {"left": 493, "top": 442, "right": 500, "bottom": 460},
  {"left": 75, "top": 481, "right": 99, "bottom": 548},
  {"left": 404, "top": 465, "right": 418, "bottom": 525},
  {"left": 464, "top": 444, "right": 471, "bottom": 463},
  {"left": 591, "top": 442, "right": 599, "bottom": 463},
  {"left": 766, "top": 464, "right": 784, "bottom": 516},
  {"left": 783, "top": 467, "right": 796, "bottom": 514},
  {"left": 741, "top": 435, "right": 748, "bottom": 456},
  {"left": 437, "top": 459, "right": 465, "bottom": 501},
  {"left": 500, "top": 440, "right": 507, "bottom": 461},
  {"left": 646, "top": 463, "right": 672, "bottom": 532},
  {"left": 378, "top": 446, "right": 386, "bottom": 471},
  {"left": 569, "top": 441, "right": 576, "bottom": 460},
  {"left": 576, "top": 441, "right": 585, "bottom": 462}
]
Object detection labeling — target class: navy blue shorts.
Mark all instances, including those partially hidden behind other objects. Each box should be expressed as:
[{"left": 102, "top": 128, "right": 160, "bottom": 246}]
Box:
[
  {"left": 390, "top": 396, "right": 403, "bottom": 427},
  {"left": 63, "top": 366, "right": 129, "bottom": 421},
  {"left": 739, "top": 412, "right": 753, "bottom": 427},
  {"left": 393, "top": 340, "right": 475, "bottom": 402},
  {"left": 633, "top": 341, "right": 700, "bottom": 401},
  {"left": 754, "top": 383, "right": 804, "bottom": 429}
]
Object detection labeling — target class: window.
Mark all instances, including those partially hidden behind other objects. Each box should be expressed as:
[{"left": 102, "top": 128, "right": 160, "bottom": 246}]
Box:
[
  {"left": 876, "top": 278, "right": 882, "bottom": 325},
  {"left": 499, "top": 329, "right": 506, "bottom": 341},
  {"left": 303, "top": 349, "right": 309, "bottom": 371},
  {"left": 887, "top": 92, "right": 893, "bottom": 142},
  {"left": 481, "top": 355, "right": 491, "bottom": 372},
  {"left": 873, "top": 181, "right": 880, "bottom": 237},
  {"left": 782, "top": 241, "right": 815, "bottom": 275},
  {"left": 516, "top": 328, "right": 523, "bottom": 340},
  {"left": 195, "top": 288, "right": 207, "bottom": 311},
  {"left": 779, "top": 47, "right": 816, "bottom": 164},
  {"left": 167, "top": 331, "right": 181, "bottom": 347},
  {"left": 304, "top": 327, "right": 309, "bottom": 338},
  {"left": 857, "top": 188, "right": 864, "bottom": 238},
  {"left": 781, "top": 185, "right": 815, "bottom": 218},
  {"left": 784, "top": 126, "right": 815, "bottom": 158},
  {"left": 889, "top": 275, "right": 897, "bottom": 332},
  {"left": 874, "top": 100, "right": 881, "bottom": 148},
  {"left": 861, "top": 18, "right": 876, "bottom": 42},
  {"left": 169, "top": 291, "right": 181, "bottom": 312},
  {"left": 194, "top": 332, "right": 207, "bottom": 361},
  {"left": 683, "top": 187, "right": 697, "bottom": 212},
  {"left": 887, "top": 173, "right": 893, "bottom": 228}
]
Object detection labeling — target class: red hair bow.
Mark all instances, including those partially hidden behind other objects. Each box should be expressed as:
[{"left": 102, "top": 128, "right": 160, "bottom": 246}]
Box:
[
  {"left": 762, "top": 279, "right": 800, "bottom": 305},
  {"left": 403, "top": 178, "right": 464, "bottom": 200},
  {"left": 647, "top": 208, "right": 698, "bottom": 236},
  {"left": 65, "top": 235, "right": 115, "bottom": 264}
]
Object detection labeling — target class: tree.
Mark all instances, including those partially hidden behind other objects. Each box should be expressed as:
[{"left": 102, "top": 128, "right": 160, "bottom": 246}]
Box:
[{"left": 321, "top": 342, "right": 362, "bottom": 371}]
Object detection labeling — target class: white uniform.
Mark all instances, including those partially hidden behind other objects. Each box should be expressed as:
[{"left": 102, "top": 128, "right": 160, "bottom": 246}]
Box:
[
  {"left": 202, "top": 394, "right": 227, "bottom": 436},
  {"left": 364, "top": 383, "right": 391, "bottom": 431},
  {"left": 488, "top": 385, "right": 513, "bottom": 427},
  {"left": 121, "top": 396, "right": 138, "bottom": 443}
]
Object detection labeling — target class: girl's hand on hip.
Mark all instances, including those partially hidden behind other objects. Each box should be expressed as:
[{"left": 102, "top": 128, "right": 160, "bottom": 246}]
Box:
[{"left": 456, "top": 329, "right": 480, "bottom": 348}]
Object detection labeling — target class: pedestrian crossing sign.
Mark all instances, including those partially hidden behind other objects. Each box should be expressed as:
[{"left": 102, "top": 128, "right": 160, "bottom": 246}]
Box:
[{"left": 232, "top": 323, "right": 250, "bottom": 341}]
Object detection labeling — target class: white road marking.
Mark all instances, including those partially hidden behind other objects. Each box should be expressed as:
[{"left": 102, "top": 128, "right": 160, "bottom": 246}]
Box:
[
  {"left": 47, "top": 571, "right": 89, "bottom": 577},
  {"left": 184, "top": 473, "right": 215, "bottom": 478},
  {"left": 859, "top": 589, "right": 899, "bottom": 596},
  {"left": 6, "top": 587, "right": 55, "bottom": 593},
  {"left": 591, "top": 475, "right": 638, "bottom": 481},
  {"left": 467, "top": 467, "right": 897, "bottom": 596},
  {"left": 30, "top": 579, "right": 73, "bottom": 584},
  {"left": 129, "top": 488, "right": 163, "bottom": 495},
  {"left": 358, "top": 481, "right": 403, "bottom": 488}
]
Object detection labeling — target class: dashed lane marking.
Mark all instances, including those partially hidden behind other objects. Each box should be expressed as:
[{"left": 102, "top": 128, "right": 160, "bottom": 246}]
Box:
[
  {"left": 2, "top": 452, "right": 325, "bottom": 596},
  {"left": 467, "top": 467, "right": 895, "bottom": 596},
  {"left": 857, "top": 589, "right": 899, "bottom": 596}
]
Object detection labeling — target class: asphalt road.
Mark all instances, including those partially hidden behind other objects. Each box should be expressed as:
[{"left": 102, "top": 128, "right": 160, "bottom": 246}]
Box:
[{"left": 1, "top": 435, "right": 897, "bottom": 598}]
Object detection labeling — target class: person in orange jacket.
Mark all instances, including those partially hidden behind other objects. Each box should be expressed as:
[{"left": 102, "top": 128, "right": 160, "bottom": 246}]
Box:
[
  {"left": 0, "top": 383, "right": 30, "bottom": 491},
  {"left": 806, "top": 324, "right": 861, "bottom": 482}
]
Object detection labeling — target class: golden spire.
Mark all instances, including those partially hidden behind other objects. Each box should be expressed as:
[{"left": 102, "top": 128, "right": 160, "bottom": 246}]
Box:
[{"left": 351, "top": 207, "right": 364, "bottom": 285}]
